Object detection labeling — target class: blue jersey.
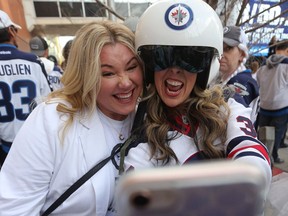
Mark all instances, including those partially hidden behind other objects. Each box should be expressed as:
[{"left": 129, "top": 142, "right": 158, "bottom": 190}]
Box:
[
  {"left": 0, "top": 44, "right": 51, "bottom": 148},
  {"left": 226, "top": 69, "right": 259, "bottom": 107},
  {"left": 226, "top": 69, "right": 260, "bottom": 124}
]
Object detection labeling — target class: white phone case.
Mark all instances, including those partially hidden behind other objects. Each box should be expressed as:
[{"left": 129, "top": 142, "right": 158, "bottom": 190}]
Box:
[{"left": 116, "top": 160, "right": 266, "bottom": 216}]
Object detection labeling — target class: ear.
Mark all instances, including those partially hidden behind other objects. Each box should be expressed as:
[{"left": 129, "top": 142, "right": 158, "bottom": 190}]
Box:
[
  {"left": 44, "top": 49, "right": 49, "bottom": 57},
  {"left": 8, "top": 27, "right": 16, "bottom": 38},
  {"left": 285, "top": 48, "right": 288, "bottom": 57},
  {"left": 239, "top": 49, "right": 246, "bottom": 62}
]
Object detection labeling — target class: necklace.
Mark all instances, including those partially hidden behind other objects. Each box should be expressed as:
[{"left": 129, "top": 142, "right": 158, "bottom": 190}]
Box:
[
  {"left": 119, "top": 134, "right": 125, "bottom": 141},
  {"left": 98, "top": 109, "right": 129, "bottom": 141}
]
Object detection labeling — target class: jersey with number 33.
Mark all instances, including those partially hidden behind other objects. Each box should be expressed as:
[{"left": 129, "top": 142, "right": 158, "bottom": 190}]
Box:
[{"left": 0, "top": 44, "right": 51, "bottom": 143}]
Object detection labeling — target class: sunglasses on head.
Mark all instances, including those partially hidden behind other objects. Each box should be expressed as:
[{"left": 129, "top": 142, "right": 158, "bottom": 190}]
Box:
[{"left": 138, "top": 45, "right": 218, "bottom": 74}]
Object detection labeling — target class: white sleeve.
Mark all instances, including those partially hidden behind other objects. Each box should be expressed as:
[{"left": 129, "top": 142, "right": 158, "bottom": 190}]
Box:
[
  {"left": 39, "top": 67, "right": 52, "bottom": 97},
  {"left": 124, "top": 143, "right": 155, "bottom": 171},
  {"left": 0, "top": 102, "right": 57, "bottom": 215},
  {"left": 226, "top": 98, "right": 272, "bottom": 203}
]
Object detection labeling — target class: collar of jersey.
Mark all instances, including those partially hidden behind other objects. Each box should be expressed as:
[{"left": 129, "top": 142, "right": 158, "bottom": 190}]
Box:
[{"left": 0, "top": 43, "right": 17, "bottom": 49}]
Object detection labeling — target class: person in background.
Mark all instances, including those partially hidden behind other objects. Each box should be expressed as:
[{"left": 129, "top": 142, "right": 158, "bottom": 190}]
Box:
[
  {"left": 47, "top": 54, "right": 60, "bottom": 69},
  {"left": 213, "top": 26, "right": 260, "bottom": 124},
  {"left": 30, "top": 36, "right": 63, "bottom": 90},
  {"left": 121, "top": 0, "right": 271, "bottom": 215},
  {"left": 267, "top": 35, "right": 277, "bottom": 57},
  {"left": 257, "top": 39, "right": 288, "bottom": 164},
  {"left": 0, "top": 10, "right": 51, "bottom": 167},
  {"left": 280, "top": 129, "right": 288, "bottom": 148},
  {"left": 0, "top": 20, "right": 143, "bottom": 215},
  {"left": 61, "top": 39, "right": 73, "bottom": 71},
  {"left": 250, "top": 60, "right": 260, "bottom": 80}
]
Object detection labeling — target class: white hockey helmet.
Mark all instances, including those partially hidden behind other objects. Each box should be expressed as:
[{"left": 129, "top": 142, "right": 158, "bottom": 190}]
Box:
[{"left": 135, "top": 0, "right": 223, "bottom": 90}]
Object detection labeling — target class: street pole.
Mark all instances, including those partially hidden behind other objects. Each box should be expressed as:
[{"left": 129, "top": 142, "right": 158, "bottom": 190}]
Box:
[{"left": 107, "top": 0, "right": 116, "bottom": 21}]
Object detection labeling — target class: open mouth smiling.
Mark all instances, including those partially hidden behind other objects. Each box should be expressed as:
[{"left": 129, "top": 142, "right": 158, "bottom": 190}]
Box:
[
  {"left": 165, "top": 79, "right": 183, "bottom": 95},
  {"left": 114, "top": 89, "right": 133, "bottom": 100}
]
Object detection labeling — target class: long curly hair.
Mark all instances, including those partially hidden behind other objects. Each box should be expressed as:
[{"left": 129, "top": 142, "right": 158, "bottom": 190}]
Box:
[{"left": 144, "top": 84, "right": 230, "bottom": 164}]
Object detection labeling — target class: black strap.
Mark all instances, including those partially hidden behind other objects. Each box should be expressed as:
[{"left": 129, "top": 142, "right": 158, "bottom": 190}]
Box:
[
  {"left": 42, "top": 101, "right": 148, "bottom": 215},
  {"left": 131, "top": 101, "right": 147, "bottom": 134},
  {"left": 41, "top": 143, "right": 122, "bottom": 216},
  {"left": 118, "top": 101, "right": 148, "bottom": 175}
]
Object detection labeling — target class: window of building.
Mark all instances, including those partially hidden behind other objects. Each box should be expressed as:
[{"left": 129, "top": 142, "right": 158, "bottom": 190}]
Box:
[
  {"left": 33, "top": 0, "right": 149, "bottom": 18},
  {"left": 33, "top": 0, "right": 106, "bottom": 18},
  {"left": 34, "top": 1, "right": 59, "bottom": 17}
]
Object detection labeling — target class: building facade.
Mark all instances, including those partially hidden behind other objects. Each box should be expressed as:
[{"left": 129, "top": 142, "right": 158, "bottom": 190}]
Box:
[{"left": 0, "top": 0, "right": 150, "bottom": 61}]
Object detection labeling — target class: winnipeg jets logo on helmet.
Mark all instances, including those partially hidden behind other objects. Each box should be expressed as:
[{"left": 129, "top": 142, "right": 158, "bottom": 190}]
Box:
[{"left": 165, "top": 3, "right": 193, "bottom": 30}]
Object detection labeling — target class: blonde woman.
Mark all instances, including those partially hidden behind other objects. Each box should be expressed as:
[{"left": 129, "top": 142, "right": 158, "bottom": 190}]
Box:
[{"left": 0, "top": 21, "right": 143, "bottom": 215}]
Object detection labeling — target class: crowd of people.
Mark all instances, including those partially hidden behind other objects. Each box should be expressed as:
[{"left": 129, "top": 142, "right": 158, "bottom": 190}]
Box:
[
  {"left": 29, "top": 36, "right": 63, "bottom": 91},
  {"left": 0, "top": 0, "right": 287, "bottom": 215}
]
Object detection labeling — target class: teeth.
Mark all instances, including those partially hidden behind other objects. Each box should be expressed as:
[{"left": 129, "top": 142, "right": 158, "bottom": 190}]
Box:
[
  {"left": 117, "top": 91, "right": 132, "bottom": 99},
  {"left": 167, "top": 88, "right": 180, "bottom": 94},
  {"left": 166, "top": 79, "right": 182, "bottom": 86}
]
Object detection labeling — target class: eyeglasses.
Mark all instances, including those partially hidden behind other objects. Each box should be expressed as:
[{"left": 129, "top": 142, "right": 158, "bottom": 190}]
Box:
[{"left": 138, "top": 45, "right": 218, "bottom": 74}]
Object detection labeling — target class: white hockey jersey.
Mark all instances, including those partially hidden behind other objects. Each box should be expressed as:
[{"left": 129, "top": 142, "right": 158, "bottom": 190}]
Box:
[
  {"left": 124, "top": 99, "right": 272, "bottom": 203},
  {"left": 0, "top": 44, "right": 51, "bottom": 145},
  {"left": 40, "top": 57, "right": 63, "bottom": 91}
]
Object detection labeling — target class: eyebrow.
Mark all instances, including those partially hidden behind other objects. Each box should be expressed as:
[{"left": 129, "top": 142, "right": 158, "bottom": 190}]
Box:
[
  {"left": 224, "top": 44, "right": 233, "bottom": 48},
  {"left": 101, "top": 56, "right": 137, "bottom": 68}
]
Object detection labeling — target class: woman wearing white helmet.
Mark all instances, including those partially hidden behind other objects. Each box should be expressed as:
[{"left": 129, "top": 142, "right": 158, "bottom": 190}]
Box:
[{"left": 121, "top": 0, "right": 271, "bottom": 214}]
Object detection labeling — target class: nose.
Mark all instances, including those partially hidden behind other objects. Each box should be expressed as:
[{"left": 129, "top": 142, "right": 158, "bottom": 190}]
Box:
[
  {"left": 219, "top": 54, "right": 223, "bottom": 62},
  {"left": 167, "top": 66, "right": 183, "bottom": 74},
  {"left": 119, "top": 73, "right": 132, "bottom": 88}
]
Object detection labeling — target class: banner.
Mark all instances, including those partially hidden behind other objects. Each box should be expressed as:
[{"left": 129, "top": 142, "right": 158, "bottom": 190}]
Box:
[{"left": 243, "top": 0, "right": 288, "bottom": 56}]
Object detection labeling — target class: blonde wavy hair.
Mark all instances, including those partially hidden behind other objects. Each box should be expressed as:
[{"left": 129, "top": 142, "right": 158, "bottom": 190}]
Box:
[
  {"left": 144, "top": 84, "right": 230, "bottom": 164},
  {"left": 47, "top": 21, "right": 141, "bottom": 141}
]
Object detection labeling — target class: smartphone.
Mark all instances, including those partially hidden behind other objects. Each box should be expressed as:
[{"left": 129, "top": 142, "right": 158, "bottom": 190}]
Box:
[{"left": 115, "top": 160, "right": 265, "bottom": 216}]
